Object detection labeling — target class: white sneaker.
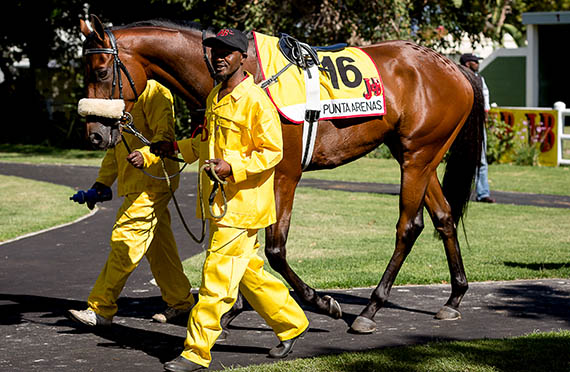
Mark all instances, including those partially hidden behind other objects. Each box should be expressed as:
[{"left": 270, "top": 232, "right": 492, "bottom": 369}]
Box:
[
  {"left": 152, "top": 306, "right": 191, "bottom": 323},
  {"left": 68, "top": 308, "right": 112, "bottom": 327}
]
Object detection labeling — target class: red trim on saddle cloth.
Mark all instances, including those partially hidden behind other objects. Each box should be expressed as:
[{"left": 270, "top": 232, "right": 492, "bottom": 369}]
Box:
[{"left": 253, "top": 31, "right": 287, "bottom": 121}]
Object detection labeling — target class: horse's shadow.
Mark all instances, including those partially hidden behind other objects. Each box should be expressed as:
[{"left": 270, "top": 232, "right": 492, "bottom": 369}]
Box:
[
  {"left": 304, "top": 290, "right": 437, "bottom": 328},
  {"left": 61, "top": 319, "right": 269, "bottom": 362}
]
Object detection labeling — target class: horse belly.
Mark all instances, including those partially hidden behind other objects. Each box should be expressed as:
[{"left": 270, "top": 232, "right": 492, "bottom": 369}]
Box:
[{"left": 309, "top": 117, "right": 392, "bottom": 170}]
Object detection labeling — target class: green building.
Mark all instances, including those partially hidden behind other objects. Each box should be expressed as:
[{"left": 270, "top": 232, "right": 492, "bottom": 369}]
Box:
[{"left": 480, "top": 11, "right": 570, "bottom": 108}]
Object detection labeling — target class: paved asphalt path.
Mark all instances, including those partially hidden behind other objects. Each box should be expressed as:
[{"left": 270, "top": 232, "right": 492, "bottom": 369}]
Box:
[{"left": 1, "top": 162, "right": 569, "bottom": 371}]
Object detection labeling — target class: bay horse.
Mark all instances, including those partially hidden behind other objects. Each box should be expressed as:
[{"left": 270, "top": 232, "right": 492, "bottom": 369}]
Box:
[{"left": 79, "top": 15, "right": 484, "bottom": 334}]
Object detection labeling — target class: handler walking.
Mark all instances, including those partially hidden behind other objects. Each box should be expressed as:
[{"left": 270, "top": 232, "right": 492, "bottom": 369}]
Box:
[
  {"left": 148, "top": 28, "right": 309, "bottom": 371},
  {"left": 69, "top": 80, "right": 195, "bottom": 327}
]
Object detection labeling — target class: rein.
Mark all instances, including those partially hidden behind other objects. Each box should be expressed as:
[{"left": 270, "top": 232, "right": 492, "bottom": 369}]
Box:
[{"left": 120, "top": 125, "right": 227, "bottom": 244}]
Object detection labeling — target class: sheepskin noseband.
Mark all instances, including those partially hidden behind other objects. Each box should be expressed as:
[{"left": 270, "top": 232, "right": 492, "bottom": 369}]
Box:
[{"left": 77, "top": 98, "right": 125, "bottom": 119}]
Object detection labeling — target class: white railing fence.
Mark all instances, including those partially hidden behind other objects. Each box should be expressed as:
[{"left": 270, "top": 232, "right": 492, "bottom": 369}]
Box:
[{"left": 554, "top": 101, "right": 570, "bottom": 166}]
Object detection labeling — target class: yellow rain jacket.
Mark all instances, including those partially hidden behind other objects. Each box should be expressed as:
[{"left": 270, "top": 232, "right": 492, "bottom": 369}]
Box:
[
  {"left": 177, "top": 73, "right": 283, "bottom": 228},
  {"left": 96, "top": 80, "right": 180, "bottom": 194}
]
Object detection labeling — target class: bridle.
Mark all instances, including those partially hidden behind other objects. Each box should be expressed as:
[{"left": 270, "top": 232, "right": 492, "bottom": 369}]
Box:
[
  {"left": 84, "top": 29, "right": 139, "bottom": 103},
  {"left": 83, "top": 29, "right": 140, "bottom": 129},
  {"left": 83, "top": 28, "right": 157, "bottom": 158}
]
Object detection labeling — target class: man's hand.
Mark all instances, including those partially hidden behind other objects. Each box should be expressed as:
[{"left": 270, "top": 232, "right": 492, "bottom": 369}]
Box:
[
  {"left": 87, "top": 182, "right": 111, "bottom": 210},
  {"left": 126, "top": 150, "right": 144, "bottom": 169},
  {"left": 204, "top": 158, "right": 232, "bottom": 181},
  {"left": 150, "top": 141, "right": 175, "bottom": 158}
]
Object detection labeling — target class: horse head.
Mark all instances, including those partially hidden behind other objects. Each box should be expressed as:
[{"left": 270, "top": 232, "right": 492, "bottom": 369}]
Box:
[{"left": 78, "top": 15, "right": 148, "bottom": 150}]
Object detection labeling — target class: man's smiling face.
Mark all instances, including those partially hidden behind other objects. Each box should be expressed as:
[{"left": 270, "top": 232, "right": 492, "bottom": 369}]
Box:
[{"left": 211, "top": 47, "right": 244, "bottom": 82}]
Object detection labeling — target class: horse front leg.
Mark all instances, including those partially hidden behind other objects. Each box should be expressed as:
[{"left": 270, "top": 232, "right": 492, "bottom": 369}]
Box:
[
  {"left": 424, "top": 173, "right": 468, "bottom": 320},
  {"left": 265, "top": 176, "right": 342, "bottom": 319},
  {"left": 351, "top": 166, "right": 428, "bottom": 334}
]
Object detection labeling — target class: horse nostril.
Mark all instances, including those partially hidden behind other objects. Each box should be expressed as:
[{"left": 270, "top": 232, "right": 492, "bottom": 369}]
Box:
[{"left": 89, "top": 133, "right": 102, "bottom": 146}]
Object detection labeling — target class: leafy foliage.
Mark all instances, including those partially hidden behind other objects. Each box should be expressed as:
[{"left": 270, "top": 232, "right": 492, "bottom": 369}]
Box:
[
  {"left": 486, "top": 113, "right": 515, "bottom": 164},
  {"left": 486, "top": 112, "right": 554, "bottom": 166},
  {"left": 511, "top": 120, "right": 550, "bottom": 166},
  {"left": 1, "top": 0, "right": 569, "bottom": 148}
]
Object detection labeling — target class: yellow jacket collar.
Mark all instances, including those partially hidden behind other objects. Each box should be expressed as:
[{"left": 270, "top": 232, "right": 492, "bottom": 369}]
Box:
[{"left": 213, "top": 72, "right": 253, "bottom": 105}]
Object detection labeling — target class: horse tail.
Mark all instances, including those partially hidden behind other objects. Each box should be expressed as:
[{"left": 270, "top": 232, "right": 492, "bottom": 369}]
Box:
[{"left": 441, "top": 65, "right": 485, "bottom": 225}]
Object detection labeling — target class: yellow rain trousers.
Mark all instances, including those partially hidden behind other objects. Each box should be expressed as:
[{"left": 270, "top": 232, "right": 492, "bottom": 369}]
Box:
[
  {"left": 87, "top": 191, "right": 194, "bottom": 319},
  {"left": 181, "top": 223, "right": 309, "bottom": 367}
]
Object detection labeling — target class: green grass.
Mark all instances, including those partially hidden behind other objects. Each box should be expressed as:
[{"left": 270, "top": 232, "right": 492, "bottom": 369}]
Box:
[
  {"left": 2, "top": 144, "right": 570, "bottom": 195},
  {"left": 223, "top": 330, "right": 570, "bottom": 372},
  {"left": 0, "top": 175, "right": 88, "bottom": 242},
  {"left": 304, "top": 157, "right": 570, "bottom": 196},
  {"left": 182, "top": 187, "right": 570, "bottom": 288},
  {"left": 0, "top": 144, "right": 105, "bottom": 167}
]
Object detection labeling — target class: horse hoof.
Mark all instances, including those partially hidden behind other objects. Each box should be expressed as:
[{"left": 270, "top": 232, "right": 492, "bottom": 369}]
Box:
[
  {"left": 435, "top": 306, "right": 462, "bottom": 320},
  {"left": 323, "top": 295, "right": 342, "bottom": 319},
  {"left": 350, "top": 316, "right": 376, "bottom": 334}
]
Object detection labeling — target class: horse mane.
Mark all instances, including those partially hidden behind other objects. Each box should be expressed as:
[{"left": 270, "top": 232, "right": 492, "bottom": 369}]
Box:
[
  {"left": 111, "top": 19, "right": 204, "bottom": 32},
  {"left": 109, "top": 19, "right": 256, "bottom": 41}
]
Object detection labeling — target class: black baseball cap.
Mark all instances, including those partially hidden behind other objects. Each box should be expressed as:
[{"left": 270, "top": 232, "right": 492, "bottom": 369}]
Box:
[
  {"left": 460, "top": 53, "right": 482, "bottom": 65},
  {"left": 203, "top": 28, "right": 248, "bottom": 53}
]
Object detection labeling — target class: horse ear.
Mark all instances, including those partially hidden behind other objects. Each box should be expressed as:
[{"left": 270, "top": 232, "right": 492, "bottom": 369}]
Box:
[
  {"left": 79, "top": 19, "right": 92, "bottom": 38},
  {"left": 89, "top": 15, "right": 107, "bottom": 43}
]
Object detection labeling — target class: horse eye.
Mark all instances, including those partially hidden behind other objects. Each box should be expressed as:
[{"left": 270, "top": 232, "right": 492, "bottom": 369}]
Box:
[{"left": 95, "top": 69, "right": 109, "bottom": 81}]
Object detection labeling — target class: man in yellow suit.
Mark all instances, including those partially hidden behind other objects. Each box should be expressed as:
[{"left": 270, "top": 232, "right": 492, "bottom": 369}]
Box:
[
  {"left": 69, "top": 80, "right": 195, "bottom": 327},
  {"left": 148, "top": 29, "right": 309, "bottom": 371}
]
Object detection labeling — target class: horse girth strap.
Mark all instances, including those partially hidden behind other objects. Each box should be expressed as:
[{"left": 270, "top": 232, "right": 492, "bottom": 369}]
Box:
[{"left": 84, "top": 30, "right": 139, "bottom": 102}]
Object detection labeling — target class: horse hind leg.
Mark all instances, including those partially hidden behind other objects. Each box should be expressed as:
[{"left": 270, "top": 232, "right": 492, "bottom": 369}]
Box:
[
  {"left": 220, "top": 291, "right": 245, "bottom": 330},
  {"left": 351, "top": 166, "right": 429, "bottom": 334},
  {"left": 424, "top": 173, "right": 468, "bottom": 320}
]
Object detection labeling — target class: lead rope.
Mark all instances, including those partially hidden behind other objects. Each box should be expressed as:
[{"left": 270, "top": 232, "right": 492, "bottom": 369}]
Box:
[
  {"left": 160, "top": 161, "right": 227, "bottom": 244},
  {"left": 121, "top": 128, "right": 227, "bottom": 244},
  {"left": 160, "top": 158, "right": 204, "bottom": 243}
]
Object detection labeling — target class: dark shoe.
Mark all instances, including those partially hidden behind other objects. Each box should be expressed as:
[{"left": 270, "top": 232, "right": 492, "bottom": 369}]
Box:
[
  {"left": 268, "top": 326, "right": 309, "bottom": 359},
  {"left": 152, "top": 306, "right": 192, "bottom": 323},
  {"left": 164, "top": 356, "right": 205, "bottom": 372},
  {"left": 477, "top": 196, "right": 495, "bottom": 203}
]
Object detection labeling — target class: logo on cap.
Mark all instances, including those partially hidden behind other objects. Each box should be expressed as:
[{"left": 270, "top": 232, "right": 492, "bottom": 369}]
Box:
[{"left": 217, "top": 29, "right": 234, "bottom": 37}]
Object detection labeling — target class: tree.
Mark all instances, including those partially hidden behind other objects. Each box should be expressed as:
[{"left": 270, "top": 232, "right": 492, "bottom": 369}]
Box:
[
  {"left": 2, "top": 0, "right": 568, "bottom": 147},
  {"left": 0, "top": 0, "right": 189, "bottom": 147},
  {"left": 454, "top": 0, "right": 570, "bottom": 47}
]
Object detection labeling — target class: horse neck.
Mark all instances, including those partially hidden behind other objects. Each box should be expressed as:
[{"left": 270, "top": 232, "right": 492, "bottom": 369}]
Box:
[{"left": 119, "top": 27, "right": 213, "bottom": 108}]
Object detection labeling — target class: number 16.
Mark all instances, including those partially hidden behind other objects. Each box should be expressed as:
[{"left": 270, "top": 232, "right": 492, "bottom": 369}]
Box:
[{"left": 321, "top": 56, "right": 363, "bottom": 89}]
